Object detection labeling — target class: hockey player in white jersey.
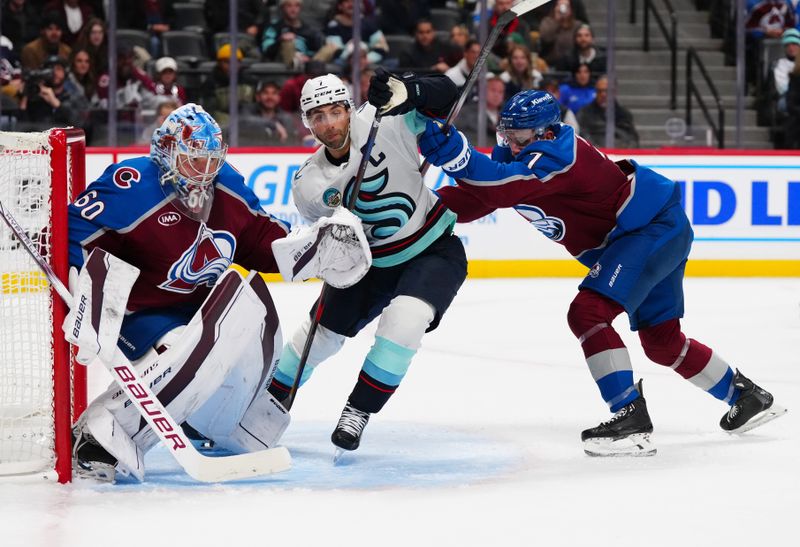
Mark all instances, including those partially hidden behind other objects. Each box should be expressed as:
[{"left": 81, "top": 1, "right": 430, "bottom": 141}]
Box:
[{"left": 267, "top": 70, "right": 467, "bottom": 453}]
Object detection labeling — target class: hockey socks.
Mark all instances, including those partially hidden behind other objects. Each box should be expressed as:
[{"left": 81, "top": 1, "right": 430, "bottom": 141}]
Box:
[{"left": 348, "top": 336, "right": 416, "bottom": 413}]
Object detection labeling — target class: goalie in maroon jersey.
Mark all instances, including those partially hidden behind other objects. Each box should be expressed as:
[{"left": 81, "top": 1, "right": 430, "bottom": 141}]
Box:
[
  {"left": 418, "top": 89, "right": 786, "bottom": 456},
  {"left": 65, "top": 103, "right": 369, "bottom": 481}
]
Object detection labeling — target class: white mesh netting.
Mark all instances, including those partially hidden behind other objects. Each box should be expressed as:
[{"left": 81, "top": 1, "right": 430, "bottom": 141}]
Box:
[{"left": 0, "top": 132, "right": 56, "bottom": 475}]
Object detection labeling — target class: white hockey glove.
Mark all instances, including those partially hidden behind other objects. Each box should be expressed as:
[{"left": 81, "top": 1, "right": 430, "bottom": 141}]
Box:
[
  {"left": 272, "top": 207, "right": 372, "bottom": 289},
  {"left": 62, "top": 248, "right": 140, "bottom": 365}
]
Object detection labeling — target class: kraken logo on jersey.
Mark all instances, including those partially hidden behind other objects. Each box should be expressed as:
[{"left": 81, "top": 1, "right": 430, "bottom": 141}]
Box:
[
  {"left": 514, "top": 204, "right": 565, "bottom": 241},
  {"left": 159, "top": 224, "right": 236, "bottom": 293},
  {"left": 344, "top": 168, "right": 415, "bottom": 240}
]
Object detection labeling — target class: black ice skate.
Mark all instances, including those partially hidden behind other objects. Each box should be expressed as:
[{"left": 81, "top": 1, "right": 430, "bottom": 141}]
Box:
[
  {"left": 331, "top": 401, "right": 370, "bottom": 462},
  {"left": 72, "top": 429, "right": 117, "bottom": 483},
  {"left": 720, "top": 369, "right": 787, "bottom": 434},
  {"left": 581, "top": 380, "right": 656, "bottom": 457}
]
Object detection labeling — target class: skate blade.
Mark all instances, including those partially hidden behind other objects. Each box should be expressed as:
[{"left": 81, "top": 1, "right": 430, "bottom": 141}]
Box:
[
  {"left": 727, "top": 404, "right": 788, "bottom": 435},
  {"left": 583, "top": 433, "right": 657, "bottom": 457},
  {"left": 333, "top": 447, "right": 350, "bottom": 466}
]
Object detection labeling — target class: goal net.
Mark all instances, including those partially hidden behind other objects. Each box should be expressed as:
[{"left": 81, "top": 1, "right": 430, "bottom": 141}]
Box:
[{"left": 0, "top": 129, "right": 86, "bottom": 483}]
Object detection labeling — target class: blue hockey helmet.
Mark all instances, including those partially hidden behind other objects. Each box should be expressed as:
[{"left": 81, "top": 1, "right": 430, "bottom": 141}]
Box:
[
  {"left": 497, "top": 90, "right": 561, "bottom": 145},
  {"left": 151, "top": 103, "right": 228, "bottom": 222}
]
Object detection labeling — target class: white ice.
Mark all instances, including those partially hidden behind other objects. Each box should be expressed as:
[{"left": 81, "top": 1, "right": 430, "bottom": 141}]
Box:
[{"left": 2, "top": 278, "right": 798, "bottom": 547}]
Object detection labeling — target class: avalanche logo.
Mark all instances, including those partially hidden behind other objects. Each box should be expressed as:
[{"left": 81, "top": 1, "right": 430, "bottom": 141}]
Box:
[
  {"left": 514, "top": 205, "right": 565, "bottom": 241},
  {"left": 344, "top": 169, "right": 415, "bottom": 239},
  {"left": 113, "top": 167, "right": 141, "bottom": 189},
  {"left": 159, "top": 224, "right": 236, "bottom": 293}
]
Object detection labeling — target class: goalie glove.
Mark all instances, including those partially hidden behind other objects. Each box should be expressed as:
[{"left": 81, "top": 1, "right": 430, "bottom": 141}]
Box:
[
  {"left": 272, "top": 207, "right": 372, "bottom": 289},
  {"left": 62, "top": 249, "right": 140, "bottom": 365}
]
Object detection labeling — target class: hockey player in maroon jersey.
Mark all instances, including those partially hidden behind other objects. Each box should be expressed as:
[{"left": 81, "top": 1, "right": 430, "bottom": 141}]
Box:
[
  {"left": 419, "top": 89, "right": 786, "bottom": 456},
  {"left": 64, "top": 104, "right": 318, "bottom": 482}
]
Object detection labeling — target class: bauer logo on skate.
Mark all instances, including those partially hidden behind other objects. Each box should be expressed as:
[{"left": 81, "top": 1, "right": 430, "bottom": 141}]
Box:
[{"left": 160, "top": 224, "right": 236, "bottom": 293}]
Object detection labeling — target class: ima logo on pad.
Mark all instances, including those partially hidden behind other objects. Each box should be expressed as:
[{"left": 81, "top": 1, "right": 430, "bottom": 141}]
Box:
[
  {"left": 158, "top": 212, "right": 181, "bottom": 226},
  {"left": 160, "top": 225, "right": 236, "bottom": 293}
]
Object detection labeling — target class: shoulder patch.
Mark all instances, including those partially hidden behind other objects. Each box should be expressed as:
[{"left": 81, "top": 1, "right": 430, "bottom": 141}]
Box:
[
  {"left": 158, "top": 212, "right": 182, "bottom": 226},
  {"left": 113, "top": 166, "right": 142, "bottom": 189},
  {"left": 323, "top": 187, "right": 342, "bottom": 207}
]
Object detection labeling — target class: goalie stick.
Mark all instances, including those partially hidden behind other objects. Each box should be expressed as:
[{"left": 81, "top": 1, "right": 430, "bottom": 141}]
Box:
[
  {"left": 284, "top": 112, "right": 383, "bottom": 410},
  {"left": 0, "top": 199, "right": 291, "bottom": 483},
  {"left": 419, "top": 0, "right": 550, "bottom": 176}
]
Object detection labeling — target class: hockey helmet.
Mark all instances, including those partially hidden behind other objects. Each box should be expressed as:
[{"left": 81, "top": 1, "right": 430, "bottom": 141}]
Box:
[
  {"left": 300, "top": 73, "right": 353, "bottom": 129},
  {"left": 497, "top": 90, "right": 561, "bottom": 146},
  {"left": 150, "top": 103, "right": 227, "bottom": 222}
]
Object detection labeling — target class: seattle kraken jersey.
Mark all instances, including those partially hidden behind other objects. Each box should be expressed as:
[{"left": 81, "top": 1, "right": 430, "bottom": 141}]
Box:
[
  {"left": 292, "top": 102, "right": 457, "bottom": 268},
  {"left": 68, "top": 156, "right": 290, "bottom": 313},
  {"left": 437, "top": 124, "right": 679, "bottom": 266}
]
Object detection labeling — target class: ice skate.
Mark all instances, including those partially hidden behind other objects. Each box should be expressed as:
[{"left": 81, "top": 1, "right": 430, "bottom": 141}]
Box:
[
  {"left": 581, "top": 381, "right": 656, "bottom": 457},
  {"left": 72, "top": 430, "right": 117, "bottom": 483},
  {"left": 720, "top": 369, "right": 787, "bottom": 434},
  {"left": 331, "top": 401, "right": 370, "bottom": 462}
]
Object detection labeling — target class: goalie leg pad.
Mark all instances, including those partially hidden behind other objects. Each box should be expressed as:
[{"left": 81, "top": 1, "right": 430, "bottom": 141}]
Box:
[
  {"left": 75, "top": 405, "right": 145, "bottom": 481},
  {"left": 202, "top": 392, "right": 290, "bottom": 453}
]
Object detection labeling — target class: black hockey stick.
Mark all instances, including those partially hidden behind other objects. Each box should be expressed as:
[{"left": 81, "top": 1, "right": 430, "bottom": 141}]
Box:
[
  {"left": 0, "top": 199, "right": 291, "bottom": 482},
  {"left": 284, "top": 112, "right": 383, "bottom": 411},
  {"left": 419, "top": 0, "right": 549, "bottom": 176}
]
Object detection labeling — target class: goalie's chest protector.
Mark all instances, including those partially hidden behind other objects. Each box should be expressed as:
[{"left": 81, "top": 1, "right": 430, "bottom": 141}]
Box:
[{"left": 292, "top": 104, "right": 456, "bottom": 267}]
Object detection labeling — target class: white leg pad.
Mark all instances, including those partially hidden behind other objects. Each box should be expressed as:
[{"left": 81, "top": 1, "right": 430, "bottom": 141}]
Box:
[
  {"left": 204, "top": 392, "right": 290, "bottom": 453},
  {"left": 77, "top": 405, "right": 145, "bottom": 481}
]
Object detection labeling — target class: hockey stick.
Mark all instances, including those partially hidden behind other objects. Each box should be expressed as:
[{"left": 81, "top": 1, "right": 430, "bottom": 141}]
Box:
[
  {"left": 284, "top": 112, "right": 383, "bottom": 410},
  {"left": 419, "top": 0, "right": 549, "bottom": 176},
  {"left": 0, "top": 199, "right": 291, "bottom": 482}
]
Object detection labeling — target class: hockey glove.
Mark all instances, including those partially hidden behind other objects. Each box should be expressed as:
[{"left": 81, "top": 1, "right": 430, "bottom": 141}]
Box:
[
  {"left": 368, "top": 68, "right": 422, "bottom": 116},
  {"left": 418, "top": 119, "right": 472, "bottom": 174}
]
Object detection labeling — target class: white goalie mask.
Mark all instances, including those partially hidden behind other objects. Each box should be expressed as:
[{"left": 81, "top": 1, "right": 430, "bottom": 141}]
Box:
[{"left": 151, "top": 103, "right": 228, "bottom": 222}]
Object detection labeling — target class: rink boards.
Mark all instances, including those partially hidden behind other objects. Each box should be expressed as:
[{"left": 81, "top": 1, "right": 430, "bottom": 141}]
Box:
[{"left": 87, "top": 147, "right": 800, "bottom": 277}]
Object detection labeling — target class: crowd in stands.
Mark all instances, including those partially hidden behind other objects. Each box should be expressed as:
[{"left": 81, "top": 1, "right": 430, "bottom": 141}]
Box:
[{"left": 0, "top": 0, "right": 639, "bottom": 148}]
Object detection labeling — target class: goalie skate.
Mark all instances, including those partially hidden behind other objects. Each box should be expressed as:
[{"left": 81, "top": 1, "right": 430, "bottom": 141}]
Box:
[{"left": 581, "top": 381, "right": 657, "bottom": 457}]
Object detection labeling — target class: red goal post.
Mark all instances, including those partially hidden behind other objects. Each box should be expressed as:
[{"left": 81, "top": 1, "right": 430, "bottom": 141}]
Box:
[{"left": 0, "top": 128, "right": 87, "bottom": 483}]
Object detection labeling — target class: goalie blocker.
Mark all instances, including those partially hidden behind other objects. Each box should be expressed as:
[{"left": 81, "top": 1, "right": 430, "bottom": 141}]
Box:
[{"left": 68, "top": 251, "right": 289, "bottom": 482}]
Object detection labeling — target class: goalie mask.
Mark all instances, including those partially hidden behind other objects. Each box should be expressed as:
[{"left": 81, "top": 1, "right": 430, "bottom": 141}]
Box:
[{"left": 151, "top": 103, "right": 228, "bottom": 222}]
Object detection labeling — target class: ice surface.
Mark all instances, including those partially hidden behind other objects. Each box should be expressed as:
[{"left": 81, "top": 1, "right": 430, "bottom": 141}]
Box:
[{"left": 1, "top": 278, "right": 797, "bottom": 546}]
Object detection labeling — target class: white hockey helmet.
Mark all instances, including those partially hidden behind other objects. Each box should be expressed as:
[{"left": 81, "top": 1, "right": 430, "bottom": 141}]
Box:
[{"left": 300, "top": 74, "right": 353, "bottom": 128}]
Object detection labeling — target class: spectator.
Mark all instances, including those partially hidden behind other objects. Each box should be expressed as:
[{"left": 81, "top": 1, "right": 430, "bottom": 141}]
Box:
[
  {"left": 377, "top": 0, "right": 431, "bottom": 35},
  {"left": 137, "top": 97, "right": 178, "bottom": 144},
  {"left": 445, "top": 38, "right": 481, "bottom": 87},
  {"left": 204, "top": 0, "right": 267, "bottom": 38},
  {"left": 74, "top": 17, "right": 107, "bottom": 76},
  {"left": 773, "top": 28, "right": 800, "bottom": 112},
  {"left": 199, "top": 44, "right": 255, "bottom": 122},
  {"left": 499, "top": 43, "right": 543, "bottom": 100},
  {"left": 320, "top": 0, "right": 389, "bottom": 66},
  {"left": 539, "top": 0, "right": 584, "bottom": 66},
  {"left": 20, "top": 11, "right": 71, "bottom": 70},
  {"left": 67, "top": 47, "right": 99, "bottom": 104},
  {"left": 107, "top": 44, "right": 157, "bottom": 122},
  {"left": 152, "top": 56, "right": 186, "bottom": 106},
  {"left": 279, "top": 58, "right": 326, "bottom": 112},
  {"left": 2, "top": 0, "right": 41, "bottom": 51},
  {"left": 398, "top": 19, "right": 452, "bottom": 72},
  {"left": 43, "top": 1, "right": 94, "bottom": 46},
  {"left": 744, "top": 0, "right": 796, "bottom": 84},
  {"left": 554, "top": 23, "right": 606, "bottom": 75},
  {"left": 445, "top": 23, "right": 470, "bottom": 66},
  {"left": 457, "top": 75, "right": 507, "bottom": 144},
  {"left": 240, "top": 79, "right": 297, "bottom": 145},
  {"left": 783, "top": 52, "right": 800, "bottom": 147},
  {"left": 0, "top": 45, "right": 24, "bottom": 129},
  {"left": 559, "top": 62, "right": 595, "bottom": 113},
  {"left": 260, "top": 0, "right": 324, "bottom": 68},
  {"left": 116, "top": 1, "right": 175, "bottom": 58},
  {"left": 20, "top": 54, "right": 88, "bottom": 129},
  {"left": 489, "top": 0, "right": 532, "bottom": 59},
  {"left": 541, "top": 74, "right": 580, "bottom": 132},
  {"left": 577, "top": 74, "right": 640, "bottom": 148}
]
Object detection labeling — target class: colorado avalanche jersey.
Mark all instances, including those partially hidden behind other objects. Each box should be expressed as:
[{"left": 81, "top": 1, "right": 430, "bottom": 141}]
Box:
[
  {"left": 437, "top": 124, "right": 679, "bottom": 267},
  {"left": 68, "top": 156, "right": 289, "bottom": 314},
  {"left": 292, "top": 102, "right": 457, "bottom": 268}
]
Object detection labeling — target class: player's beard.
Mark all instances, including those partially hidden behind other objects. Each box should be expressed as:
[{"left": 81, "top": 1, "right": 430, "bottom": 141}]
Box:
[{"left": 317, "top": 127, "right": 349, "bottom": 152}]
